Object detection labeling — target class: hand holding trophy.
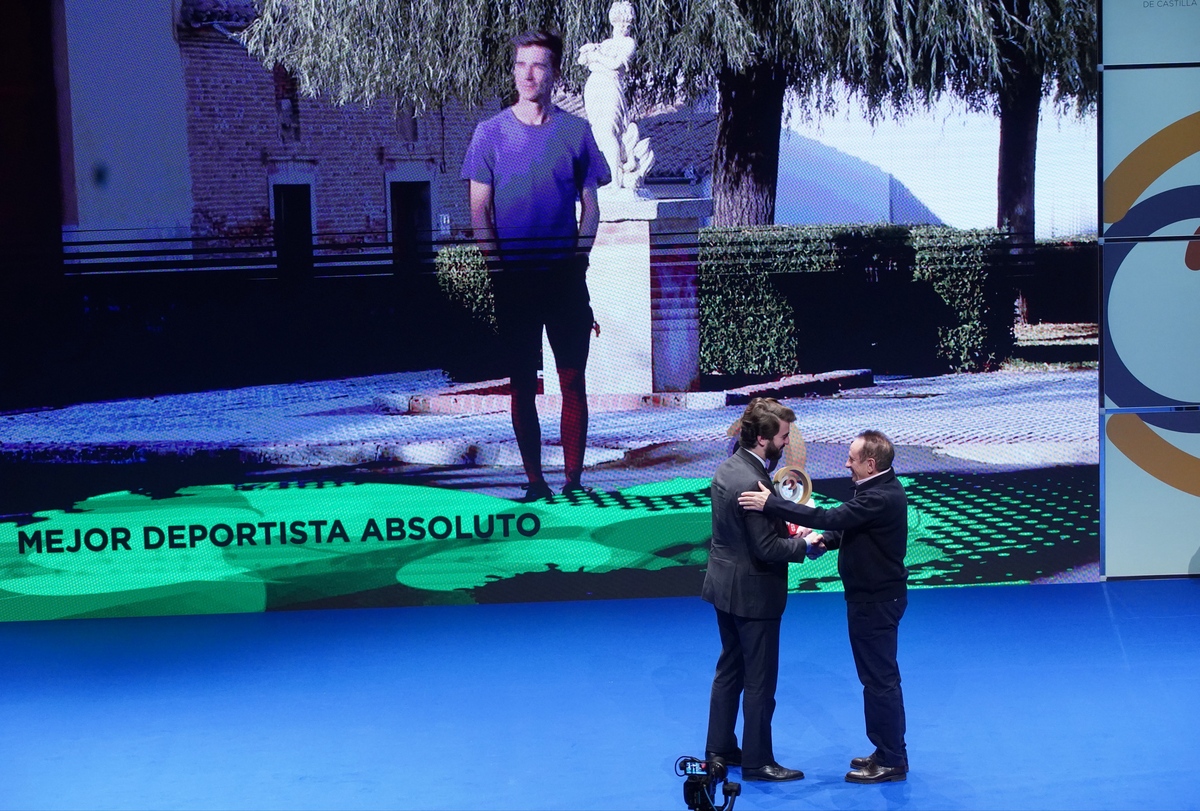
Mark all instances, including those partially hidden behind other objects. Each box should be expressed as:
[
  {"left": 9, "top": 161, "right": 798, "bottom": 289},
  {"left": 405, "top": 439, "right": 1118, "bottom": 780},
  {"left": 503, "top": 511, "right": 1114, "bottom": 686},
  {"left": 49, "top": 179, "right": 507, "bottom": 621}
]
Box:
[{"left": 771, "top": 464, "right": 813, "bottom": 538}]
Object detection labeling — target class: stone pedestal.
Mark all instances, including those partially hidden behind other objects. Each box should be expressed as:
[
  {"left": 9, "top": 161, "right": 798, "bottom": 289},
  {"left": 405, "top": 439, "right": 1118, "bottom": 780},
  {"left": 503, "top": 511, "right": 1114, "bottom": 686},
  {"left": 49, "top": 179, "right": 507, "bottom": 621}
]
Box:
[{"left": 543, "top": 193, "right": 712, "bottom": 397}]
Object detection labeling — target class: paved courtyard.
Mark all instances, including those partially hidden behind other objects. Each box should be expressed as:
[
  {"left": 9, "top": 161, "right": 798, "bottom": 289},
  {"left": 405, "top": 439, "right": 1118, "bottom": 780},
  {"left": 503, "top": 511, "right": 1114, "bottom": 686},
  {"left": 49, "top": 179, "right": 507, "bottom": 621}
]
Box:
[
  {"left": 0, "top": 369, "right": 1102, "bottom": 595},
  {"left": 0, "top": 368, "right": 1098, "bottom": 491}
]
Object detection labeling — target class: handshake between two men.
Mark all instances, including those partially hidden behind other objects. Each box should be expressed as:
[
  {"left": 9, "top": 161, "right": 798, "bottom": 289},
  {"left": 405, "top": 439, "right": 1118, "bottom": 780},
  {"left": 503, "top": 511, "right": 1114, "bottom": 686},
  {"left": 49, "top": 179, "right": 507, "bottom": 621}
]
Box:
[
  {"left": 737, "top": 481, "right": 827, "bottom": 560},
  {"left": 704, "top": 415, "right": 911, "bottom": 784}
]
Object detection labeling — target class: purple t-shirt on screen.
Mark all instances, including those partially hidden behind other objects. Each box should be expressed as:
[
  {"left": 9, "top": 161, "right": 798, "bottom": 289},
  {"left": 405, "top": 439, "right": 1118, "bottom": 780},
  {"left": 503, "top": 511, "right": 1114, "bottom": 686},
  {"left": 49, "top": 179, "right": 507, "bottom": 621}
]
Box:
[{"left": 461, "top": 106, "right": 610, "bottom": 264}]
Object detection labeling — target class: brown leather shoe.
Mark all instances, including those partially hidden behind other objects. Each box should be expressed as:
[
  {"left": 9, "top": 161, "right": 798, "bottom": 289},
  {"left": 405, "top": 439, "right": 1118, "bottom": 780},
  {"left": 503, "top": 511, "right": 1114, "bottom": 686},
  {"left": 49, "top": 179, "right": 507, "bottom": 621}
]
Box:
[
  {"left": 846, "top": 762, "right": 906, "bottom": 784},
  {"left": 743, "top": 763, "right": 805, "bottom": 782},
  {"left": 850, "top": 754, "right": 876, "bottom": 769}
]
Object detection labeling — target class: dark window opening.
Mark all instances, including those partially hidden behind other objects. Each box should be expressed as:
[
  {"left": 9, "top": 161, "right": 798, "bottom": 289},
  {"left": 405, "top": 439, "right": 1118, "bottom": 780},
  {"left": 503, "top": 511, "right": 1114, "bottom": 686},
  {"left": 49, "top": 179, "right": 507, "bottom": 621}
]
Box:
[
  {"left": 273, "top": 183, "right": 313, "bottom": 281},
  {"left": 390, "top": 181, "right": 432, "bottom": 274}
]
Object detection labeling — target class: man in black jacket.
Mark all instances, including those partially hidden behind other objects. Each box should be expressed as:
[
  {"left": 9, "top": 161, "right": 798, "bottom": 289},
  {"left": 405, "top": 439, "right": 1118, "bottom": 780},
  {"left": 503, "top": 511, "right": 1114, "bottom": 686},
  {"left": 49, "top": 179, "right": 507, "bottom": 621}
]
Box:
[
  {"left": 702, "top": 398, "right": 813, "bottom": 782},
  {"left": 738, "top": 430, "right": 910, "bottom": 784}
]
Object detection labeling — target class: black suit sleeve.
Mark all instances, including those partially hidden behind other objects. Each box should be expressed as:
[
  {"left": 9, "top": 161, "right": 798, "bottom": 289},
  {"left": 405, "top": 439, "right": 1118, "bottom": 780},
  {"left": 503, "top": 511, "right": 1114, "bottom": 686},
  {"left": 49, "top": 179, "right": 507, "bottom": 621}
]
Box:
[
  {"left": 820, "top": 529, "right": 844, "bottom": 551},
  {"left": 744, "top": 507, "right": 808, "bottom": 563},
  {"left": 761, "top": 491, "right": 885, "bottom": 534}
]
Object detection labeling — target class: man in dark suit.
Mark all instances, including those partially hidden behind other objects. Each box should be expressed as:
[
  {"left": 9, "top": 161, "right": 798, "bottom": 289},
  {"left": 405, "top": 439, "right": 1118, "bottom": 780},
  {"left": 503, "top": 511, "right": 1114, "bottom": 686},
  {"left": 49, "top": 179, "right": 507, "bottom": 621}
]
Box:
[
  {"left": 739, "top": 430, "right": 910, "bottom": 784},
  {"left": 703, "top": 398, "right": 814, "bottom": 782}
]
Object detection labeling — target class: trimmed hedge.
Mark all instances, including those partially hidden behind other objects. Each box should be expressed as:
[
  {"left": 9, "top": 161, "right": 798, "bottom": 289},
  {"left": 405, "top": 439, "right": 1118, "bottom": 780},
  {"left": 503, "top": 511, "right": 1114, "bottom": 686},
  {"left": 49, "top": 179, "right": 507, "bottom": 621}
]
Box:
[
  {"left": 434, "top": 243, "right": 496, "bottom": 332},
  {"left": 910, "top": 227, "right": 1014, "bottom": 372},
  {"left": 697, "top": 224, "right": 915, "bottom": 376},
  {"left": 436, "top": 225, "right": 1026, "bottom": 379},
  {"left": 696, "top": 226, "right": 826, "bottom": 376},
  {"left": 698, "top": 224, "right": 1017, "bottom": 376}
]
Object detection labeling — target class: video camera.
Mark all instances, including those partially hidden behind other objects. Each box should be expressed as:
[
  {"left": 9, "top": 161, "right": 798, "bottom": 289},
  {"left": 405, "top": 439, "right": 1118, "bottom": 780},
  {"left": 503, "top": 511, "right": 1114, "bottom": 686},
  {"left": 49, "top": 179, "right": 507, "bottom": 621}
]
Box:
[{"left": 675, "top": 755, "right": 740, "bottom": 811}]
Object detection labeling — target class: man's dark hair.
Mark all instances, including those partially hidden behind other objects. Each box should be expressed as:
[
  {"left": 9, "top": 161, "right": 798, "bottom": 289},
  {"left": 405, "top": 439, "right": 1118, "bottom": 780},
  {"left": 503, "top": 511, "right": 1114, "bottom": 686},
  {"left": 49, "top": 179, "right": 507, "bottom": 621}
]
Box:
[
  {"left": 511, "top": 29, "right": 564, "bottom": 73},
  {"left": 857, "top": 430, "right": 895, "bottom": 471},
  {"left": 737, "top": 397, "right": 796, "bottom": 450}
]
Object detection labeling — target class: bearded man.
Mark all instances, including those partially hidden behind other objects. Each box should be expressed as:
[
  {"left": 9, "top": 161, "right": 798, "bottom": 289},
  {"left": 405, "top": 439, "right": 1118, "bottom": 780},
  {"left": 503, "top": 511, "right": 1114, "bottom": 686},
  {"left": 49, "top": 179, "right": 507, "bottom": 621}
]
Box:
[{"left": 701, "top": 397, "right": 814, "bottom": 782}]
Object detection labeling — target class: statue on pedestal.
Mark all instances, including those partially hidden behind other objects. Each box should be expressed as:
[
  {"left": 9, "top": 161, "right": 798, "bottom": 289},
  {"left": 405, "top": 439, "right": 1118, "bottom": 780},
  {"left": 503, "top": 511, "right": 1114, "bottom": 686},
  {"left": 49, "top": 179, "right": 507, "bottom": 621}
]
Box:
[{"left": 577, "top": 1, "right": 654, "bottom": 194}]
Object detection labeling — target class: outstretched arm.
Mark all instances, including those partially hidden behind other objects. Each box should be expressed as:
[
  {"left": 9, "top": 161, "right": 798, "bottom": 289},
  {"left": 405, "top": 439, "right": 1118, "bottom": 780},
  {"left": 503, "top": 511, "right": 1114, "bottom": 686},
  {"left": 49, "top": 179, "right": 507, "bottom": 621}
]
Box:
[
  {"left": 760, "top": 492, "right": 879, "bottom": 535},
  {"left": 743, "top": 508, "right": 809, "bottom": 564},
  {"left": 739, "top": 481, "right": 880, "bottom": 536}
]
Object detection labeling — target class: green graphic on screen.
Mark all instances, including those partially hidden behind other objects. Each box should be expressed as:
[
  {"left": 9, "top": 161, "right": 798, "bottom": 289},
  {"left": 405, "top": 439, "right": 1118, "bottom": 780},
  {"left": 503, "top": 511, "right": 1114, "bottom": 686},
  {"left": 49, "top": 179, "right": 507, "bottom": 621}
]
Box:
[{"left": 1, "top": 470, "right": 1098, "bottom": 621}]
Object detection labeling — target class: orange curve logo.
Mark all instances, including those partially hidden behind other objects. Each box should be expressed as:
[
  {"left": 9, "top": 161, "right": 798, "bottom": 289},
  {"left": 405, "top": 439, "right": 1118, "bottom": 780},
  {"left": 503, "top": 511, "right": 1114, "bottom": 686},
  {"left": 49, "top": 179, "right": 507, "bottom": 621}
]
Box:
[
  {"left": 1106, "top": 413, "right": 1200, "bottom": 497},
  {"left": 1103, "top": 110, "right": 1200, "bottom": 495}
]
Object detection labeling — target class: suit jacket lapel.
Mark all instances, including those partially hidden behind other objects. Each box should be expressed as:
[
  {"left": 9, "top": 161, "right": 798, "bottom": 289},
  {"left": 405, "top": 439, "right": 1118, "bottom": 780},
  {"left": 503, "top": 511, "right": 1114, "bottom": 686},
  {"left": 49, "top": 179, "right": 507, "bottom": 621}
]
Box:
[
  {"left": 734, "top": 448, "right": 786, "bottom": 534},
  {"left": 735, "top": 447, "right": 770, "bottom": 486}
]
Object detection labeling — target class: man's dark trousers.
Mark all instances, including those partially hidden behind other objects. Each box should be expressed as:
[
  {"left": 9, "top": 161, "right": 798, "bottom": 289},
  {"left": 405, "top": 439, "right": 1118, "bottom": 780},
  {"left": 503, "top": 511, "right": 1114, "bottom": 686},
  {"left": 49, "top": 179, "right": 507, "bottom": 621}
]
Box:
[
  {"left": 707, "top": 608, "right": 781, "bottom": 769},
  {"left": 847, "top": 596, "right": 907, "bottom": 768}
]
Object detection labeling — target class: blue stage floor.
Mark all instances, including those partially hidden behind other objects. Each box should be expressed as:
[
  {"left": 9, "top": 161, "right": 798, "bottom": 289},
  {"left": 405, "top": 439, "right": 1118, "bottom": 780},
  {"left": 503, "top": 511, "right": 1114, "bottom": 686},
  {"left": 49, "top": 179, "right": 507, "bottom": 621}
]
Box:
[{"left": 2, "top": 579, "right": 1197, "bottom": 810}]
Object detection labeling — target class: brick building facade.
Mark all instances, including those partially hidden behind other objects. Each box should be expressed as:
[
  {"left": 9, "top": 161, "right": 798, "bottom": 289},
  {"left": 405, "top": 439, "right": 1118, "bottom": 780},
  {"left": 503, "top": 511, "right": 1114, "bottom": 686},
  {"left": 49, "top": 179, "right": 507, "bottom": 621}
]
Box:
[
  {"left": 175, "top": 2, "right": 712, "bottom": 260},
  {"left": 177, "top": 5, "right": 497, "bottom": 261}
]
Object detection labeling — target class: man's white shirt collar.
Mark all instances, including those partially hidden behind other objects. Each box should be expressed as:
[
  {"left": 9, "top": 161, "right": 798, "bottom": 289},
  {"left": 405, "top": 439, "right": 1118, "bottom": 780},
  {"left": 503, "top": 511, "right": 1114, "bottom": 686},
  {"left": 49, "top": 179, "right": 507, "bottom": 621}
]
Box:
[
  {"left": 854, "top": 468, "right": 891, "bottom": 487},
  {"left": 738, "top": 447, "right": 771, "bottom": 469}
]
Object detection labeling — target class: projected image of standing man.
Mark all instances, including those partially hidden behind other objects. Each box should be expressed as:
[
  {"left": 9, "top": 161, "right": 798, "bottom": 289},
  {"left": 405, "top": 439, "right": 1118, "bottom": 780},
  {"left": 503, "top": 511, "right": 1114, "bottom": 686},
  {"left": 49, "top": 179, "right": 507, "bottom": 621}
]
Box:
[{"left": 462, "top": 30, "right": 610, "bottom": 503}]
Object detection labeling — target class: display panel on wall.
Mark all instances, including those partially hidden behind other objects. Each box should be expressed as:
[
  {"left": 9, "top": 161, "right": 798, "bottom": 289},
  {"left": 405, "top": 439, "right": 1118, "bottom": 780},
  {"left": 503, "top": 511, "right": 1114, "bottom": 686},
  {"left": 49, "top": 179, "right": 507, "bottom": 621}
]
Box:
[
  {"left": 1104, "top": 410, "right": 1200, "bottom": 577},
  {"left": 0, "top": 1, "right": 1101, "bottom": 621},
  {"left": 1100, "top": 2, "right": 1200, "bottom": 578},
  {"left": 1101, "top": 67, "right": 1200, "bottom": 244},
  {"left": 1102, "top": 0, "right": 1200, "bottom": 67}
]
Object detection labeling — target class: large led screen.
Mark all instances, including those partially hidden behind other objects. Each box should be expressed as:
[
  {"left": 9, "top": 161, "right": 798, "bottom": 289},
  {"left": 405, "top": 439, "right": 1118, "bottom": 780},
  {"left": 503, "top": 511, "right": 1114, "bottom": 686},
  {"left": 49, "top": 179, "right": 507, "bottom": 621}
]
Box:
[{"left": 0, "top": 0, "right": 1101, "bottom": 620}]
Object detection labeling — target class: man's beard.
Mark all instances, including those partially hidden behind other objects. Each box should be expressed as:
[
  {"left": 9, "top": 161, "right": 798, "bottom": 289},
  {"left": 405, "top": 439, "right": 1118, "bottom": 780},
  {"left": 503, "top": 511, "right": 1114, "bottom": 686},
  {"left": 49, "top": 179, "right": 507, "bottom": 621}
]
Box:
[{"left": 764, "top": 442, "right": 784, "bottom": 469}]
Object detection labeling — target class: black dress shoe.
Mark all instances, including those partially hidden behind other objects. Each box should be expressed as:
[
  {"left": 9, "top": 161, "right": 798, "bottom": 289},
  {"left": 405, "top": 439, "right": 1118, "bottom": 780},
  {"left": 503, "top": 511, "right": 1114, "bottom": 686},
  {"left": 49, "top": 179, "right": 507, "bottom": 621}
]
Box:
[
  {"left": 845, "top": 762, "right": 906, "bottom": 784},
  {"left": 518, "top": 481, "right": 555, "bottom": 503},
  {"left": 705, "top": 748, "right": 742, "bottom": 767},
  {"left": 742, "top": 763, "right": 804, "bottom": 782},
  {"left": 850, "top": 754, "right": 876, "bottom": 769}
]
